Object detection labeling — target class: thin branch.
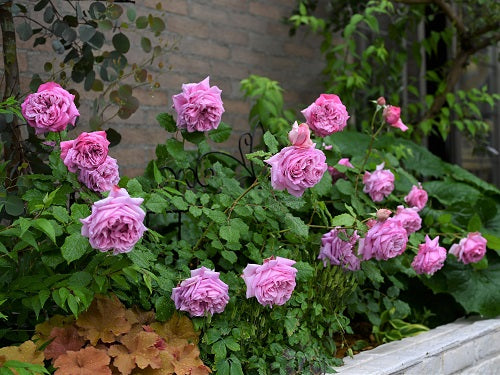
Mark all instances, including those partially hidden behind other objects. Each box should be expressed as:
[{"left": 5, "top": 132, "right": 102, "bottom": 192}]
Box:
[
  {"left": 392, "top": 0, "right": 432, "bottom": 4},
  {"left": 433, "top": 0, "right": 466, "bottom": 35}
]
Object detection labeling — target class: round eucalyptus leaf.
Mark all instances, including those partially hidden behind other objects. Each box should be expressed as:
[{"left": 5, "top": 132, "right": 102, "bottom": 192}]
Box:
[
  {"left": 16, "top": 22, "right": 33, "bottom": 41},
  {"left": 112, "top": 33, "right": 130, "bottom": 54},
  {"left": 43, "top": 6, "right": 54, "bottom": 23},
  {"left": 78, "top": 24, "right": 96, "bottom": 42},
  {"left": 52, "top": 39, "right": 65, "bottom": 54},
  {"left": 62, "top": 27, "right": 77, "bottom": 44}
]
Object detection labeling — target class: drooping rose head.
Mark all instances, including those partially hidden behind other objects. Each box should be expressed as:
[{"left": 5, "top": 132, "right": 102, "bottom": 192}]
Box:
[
  {"left": 172, "top": 76, "right": 225, "bottom": 132},
  {"left": 449, "top": 232, "right": 487, "bottom": 264},
  {"left": 318, "top": 228, "right": 361, "bottom": 271},
  {"left": 404, "top": 183, "right": 428, "bottom": 211},
  {"left": 171, "top": 267, "right": 229, "bottom": 317},
  {"left": 21, "top": 82, "right": 79, "bottom": 134},
  {"left": 393, "top": 205, "right": 422, "bottom": 235},
  {"left": 328, "top": 158, "right": 354, "bottom": 183},
  {"left": 78, "top": 156, "right": 120, "bottom": 192},
  {"left": 376, "top": 208, "right": 392, "bottom": 221},
  {"left": 363, "top": 163, "right": 394, "bottom": 202},
  {"left": 411, "top": 235, "right": 447, "bottom": 275},
  {"left": 242, "top": 256, "right": 297, "bottom": 307},
  {"left": 60, "top": 131, "right": 110, "bottom": 172},
  {"left": 288, "top": 121, "right": 314, "bottom": 148},
  {"left": 265, "top": 146, "right": 327, "bottom": 197},
  {"left": 383, "top": 105, "right": 408, "bottom": 132},
  {"left": 301, "top": 94, "right": 349, "bottom": 137},
  {"left": 359, "top": 218, "right": 408, "bottom": 261},
  {"left": 80, "top": 186, "right": 147, "bottom": 254}
]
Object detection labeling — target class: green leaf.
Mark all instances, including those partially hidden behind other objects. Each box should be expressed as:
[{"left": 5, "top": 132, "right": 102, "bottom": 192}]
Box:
[
  {"left": 5, "top": 195, "right": 24, "bottom": 216},
  {"left": 67, "top": 294, "right": 79, "bottom": 317},
  {"left": 112, "top": 33, "right": 130, "bottom": 54},
  {"left": 284, "top": 315, "right": 299, "bottom": 336},
  {"left": 205, "top": 329, "right": 221, "bottom": 344},
  {"left": 126, "top": 7, "right": 136, "bottom": 21},
  {"left": 424, "top": 180, "right": 481, "bottom": 206},
  {"left": 220, "top": 226, "right": 240, "bottom": 243},
  {"left": 52, "top": 206, "right": 70, "bottom": 223},
  {"left": 145, "top": 193, "right": 169, "bottom": 213},
  {"left": 263, "top": 131, "right": 279, "bottom": 154},
  {"left": 78, "top": 24, "right": 96, "bottom": 42},
  {"left": 61, "top": 233, "right": 91, "bottom": 263},
  {"left": 331, "top": 213, "right": 355, "bottom": 227},
  {"left": 70, "top": 203, "right": 90, "bottom": 221},
  {"left": 294, "top": 261, "right": 314, "bottom": 282},
  {"left": 16, "top": 22, "right": 32, "bottom": 41},
  {"left": 141, "top": 36, "right": 152, "bottom": 53},
  {"left": 224, "top": 337, "right": 240, "bottom": 351},
  {"left": 229, "top": 356, "right": 244, "bottom": 375},
  {"left": 136, "top": 16, "right": 148, "bottom": 29},
  {"left": 33, "top": 218, "right": 56, "bottom": 243},
  {"left": 209, "top": 122, "right": 232, "bottom": 143},
  {"left": 149, "top": 16, "right": 166, "bottom": 34},
  {"left": 362, "top": 260, "right": 384, "bottom": 284},
  {"left": 335, "top": 179, "right": 354, "bottom": 195},
  {"left": 166, "top": 139, "right": 188, "bottom": 161},
  {"left": 212, "top": 340, "right": 227, "bottom": 361},
  {"left": 221, "top": 250, "right": 238, "bottom": 264},
  {"left": 284, "top": 213, "right": 309, "bottom": 237},
  {"left": 467, "top": 214, "right": 482, "bottom": 232},
  {"left": 155, "top": 295, "right": 174, "bottom": 321},
  {"left": 483, "top": 234, "right": 500, "bottom": 252},
  {"left": 171, "top": 196, "right": 188, "bottom": 211}
]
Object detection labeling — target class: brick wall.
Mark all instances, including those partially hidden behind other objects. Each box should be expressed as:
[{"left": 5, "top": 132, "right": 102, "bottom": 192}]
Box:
[{"left": 4, "top": 1, "right": 327, "bottom": 177}]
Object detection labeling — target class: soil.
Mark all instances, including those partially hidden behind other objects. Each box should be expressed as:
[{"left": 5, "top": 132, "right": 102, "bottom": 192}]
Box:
[{"left": 333, "top": 321, "right": 381, "bottom": 358}]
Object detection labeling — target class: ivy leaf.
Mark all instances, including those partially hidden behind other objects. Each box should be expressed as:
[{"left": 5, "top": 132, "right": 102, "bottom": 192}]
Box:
[{"left": 61, "top": 233, "right": 91, "bottom": 263}]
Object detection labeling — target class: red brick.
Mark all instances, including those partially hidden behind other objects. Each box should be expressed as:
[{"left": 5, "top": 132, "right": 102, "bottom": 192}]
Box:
[
  {"left": 210, "top": 0, "right": 248, "bottom": 11},
  {"left": 144, "top": 0, "right": 188, "bottom": 15},
  {"left": 249, "top": 2, "right": 286, "bottom": 20},
  {"left": 209, "top": 61, "right": 250, "bottom": 80},
  {"left": 112, "top": 125, "right": 166, "bottom": 146},
  {"left": 167, "top": 55, "right": 212, "bottom": 74},
  {"left": 210, "top": 26, "right": 249, "bottom": 46},
  {"left": 283, "top": 42, "right": 317, "bottom": 58},
  {"left": 227, "top": 13, "right": 269, "bottom": 32},
  {"left": 134, "top": 88, "right": 169, "bottom": 107},
  {"left": 223, "top": 99, "right": 251, "bottom": 116},
  {"left": 190, "top": 4, "right": 229, "bottom": 24},
  {"left": 182, "top": 39, "right": 230, "bottom": 60},
  {"left": 167, "top": 16, "right": 212, "bottom": 39},
  {"left": 231, "top": 47, "right": 267, "bottom": 66}
]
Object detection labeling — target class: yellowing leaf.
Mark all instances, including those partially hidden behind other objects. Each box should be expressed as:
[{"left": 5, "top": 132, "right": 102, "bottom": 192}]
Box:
[
  {"left": 76, "top": 294, "right": 132, "bottom": 345},
  {"left": 33, "top": 315, "right": 75, "bottom": 345},
  {"left": 54, "top": 346, "right": 111, "bottom": 375}
]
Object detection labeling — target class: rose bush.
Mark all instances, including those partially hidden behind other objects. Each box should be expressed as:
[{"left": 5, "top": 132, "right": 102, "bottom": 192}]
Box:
[{"left": 1, "top": 76, "right": 499, "bottom": 375}]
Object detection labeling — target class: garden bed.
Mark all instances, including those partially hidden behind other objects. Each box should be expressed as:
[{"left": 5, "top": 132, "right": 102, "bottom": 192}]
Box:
[{"left": 332, "top": 316, "right": 500, "bottom": 374}]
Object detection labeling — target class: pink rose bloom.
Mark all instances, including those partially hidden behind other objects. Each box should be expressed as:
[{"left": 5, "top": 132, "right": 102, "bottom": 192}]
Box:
[
  {"left": 172, "top": 76, "right": 224, "bottom": 132},
  {"left": 288, "top": 121, "right": 314, "bottom": 148},
  {"left": 450, "top": 232, "right": 487, "bottom": 264},
  {"left": 21, "top": 82, "right": 79, "bottom": 134},
  {"left": 301, "top": 94, "right": 349, "bottom": 137},
  {"left": 80, "top": 186, "right": 147, "bottom": 254},
  {"left": 60, "top": 131, "right": 110, "bottom": 172},
  {"left": 411, "top": 235, "right": 447, "bottom": 275},
  {"left": 265, "top": 146, "right": 327, "bottom": 197},
  {"left": 363, "top": 163, "right": 394, "bottom": 202},
  {"left": 359, "top": 218, "right": 408, "bottom": 261},
  {"left": 78, "top": 156, "right": 120, "bottom": 192},
  {"left": 405, "top": 183, "right": 428, "bottom": 211},
  {"left": 318, "top": 228, "right": 361, "bottom": 271},
  {"left": 383, "top": 105, "right": 408, "bottom": 132},
  {"left": 393, "top": 205, "right": 422, "bottom": 235},
  {"left": 376, "top": 97, "right": 386, "bottom": 106},
  {"left": 242, "top": 256, "right": 297, "bottom": 307},
  {"left": 171, "top": 267, "right": 229, "bottom": 317},
  {"left": 328, "top": 158, "right": 354, "bottom": 183}
]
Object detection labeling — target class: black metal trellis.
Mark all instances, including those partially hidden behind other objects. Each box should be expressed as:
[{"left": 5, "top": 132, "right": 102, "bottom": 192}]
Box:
[{"left": 155, "top": 123, "right": 265, "bottom": 241}]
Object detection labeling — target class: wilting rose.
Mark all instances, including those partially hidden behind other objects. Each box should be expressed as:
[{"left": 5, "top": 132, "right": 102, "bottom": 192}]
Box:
[
  {"left": 265, "top": 146, "right": 327, "bottom": 197},
  {"left": 328, "top": 158, "right": 354, "bottom": 183},
  {"left": 301, "top": 94, "right": 349, "bottom": 137},
  {"left": 383, "top": 105, "right": 408, "bottom": 132},
  {"left": 411, "top": 235, "right": 447, "bottom": 275},
  {"left": 81, "top": 186, "right": 146, "bottom": 254},
  {"left": 171, "top": 267, "right": 229, "bottom": 317},
  {"left": 318, "top": 228, "right": 361, "bottom": 271},
  {"left": 60, "top": 131, "right": 110, "bottom": 173},
  {"left": 363, "top": 163, "right": 394, "bottom": 202},
  {"left": 359, "top": 218, "right": 408, "bottom": 261},
  {"left": 404, "top": 183, "right": 428, "bottom": 211},
  {"left": 78, "top": 157, "right": 120, "bottom": 192},
  {"left": 449, "top": 232, "right": 487, "bottom": 264},
  {"left": 393, "top": 205, "right": 422, "bottom": 235},
  {"left": 242, "top": 256, "right": 297, "bottom": 307},
  {"left": 21, "top": 82, "right": 79, "bottom": 134},
  {"left": 288, "top": 121, "right": 314, "bottom": 148},
  {"left": 172, "top": 76, "right": 224, "bottom": 132},
  {"left": 376, "top": 208, "right": 392, "bottom": 221}
]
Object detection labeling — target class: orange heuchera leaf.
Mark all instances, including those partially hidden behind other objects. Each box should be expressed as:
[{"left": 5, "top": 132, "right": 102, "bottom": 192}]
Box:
[
  {"left": 128, "top": 305, "right": 156, "bottom": 326},
  {"left": 130, "top": 351, "right": 175, "bottom": 374},
  {"left": 150, "top": 314, "right": 199, "bottom": 347},
  {"left": 54, "top": 346, "right": 111, "bottom": 375},
  {"left": 44, "top": 325, "right": 86, "bottom": 361},
  {"left": 0, "top": 341, "right": 44, "bottom": 367},
  {"left": 108, "top": 331, "right": 162, "bottom": 375},
  {"left": 164, "top": 343, "right": 211, "bottom": 375},
  {"left": 76, "top": 294, "right": 132, "bottom": 345},
  {"left": 33, "top": 315, "right": 75, "bottom": 345}
]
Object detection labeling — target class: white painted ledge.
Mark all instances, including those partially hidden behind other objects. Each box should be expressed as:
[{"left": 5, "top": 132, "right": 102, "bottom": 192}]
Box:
[{"left": 331, "top": 316, "right": 500, "bottom": 375}]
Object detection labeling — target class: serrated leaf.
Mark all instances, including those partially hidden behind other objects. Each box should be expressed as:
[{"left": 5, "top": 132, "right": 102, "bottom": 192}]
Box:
[
  {"left": 212, "top": 340, "right": 227, "bottom": 361},
  {"left": 284, "top": 213, "right": 308, "bottom": 237},
  {"left": 221, "top": 250, "right": 238, "bottom": 264},
  {"left": 33, "top": 218, "right": 56, "bottom": 243},
  {"left": 263, "top": 131, "right": 279, "bottom": 154},
  {"left": 145, "top": 193, "right": 169, "bottom": 213},
  {"left": 208, "top": 122, "right": 232, "bottom": 143},
  {"left": 171, "top": 196, "right": 188, "bottom": 211},
  {"left": 61, "top": 233, "right": 91, "bottom": 263},
  {"left": 331, "top": 213, "right": 355, "bottom": 227},
  {"left": 220, "top": 226, "right": 240, "bottom": 243}
]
